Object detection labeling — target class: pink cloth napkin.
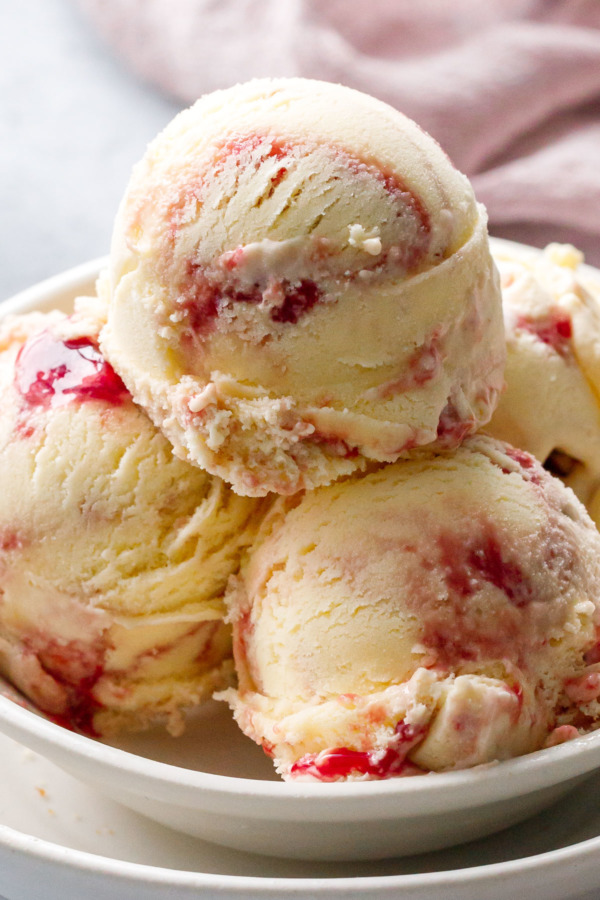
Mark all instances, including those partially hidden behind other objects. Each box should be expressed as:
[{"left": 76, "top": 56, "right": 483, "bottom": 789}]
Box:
[{"left": 77, "top": 0, "right": 600, "bottom": 263}]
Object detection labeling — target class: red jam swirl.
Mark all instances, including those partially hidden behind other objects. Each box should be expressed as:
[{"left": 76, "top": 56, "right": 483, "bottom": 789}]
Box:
[
  {"left": 15, "top": 331, "right": 128, "bottom": 408},
  {"left": 515, "top": 310, "right": 572, "bottom": 357},
  {"left": 289, "top": 721, "right": 427, "bottom": 780}
]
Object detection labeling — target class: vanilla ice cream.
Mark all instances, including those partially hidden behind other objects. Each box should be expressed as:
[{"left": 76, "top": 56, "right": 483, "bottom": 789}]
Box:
[
  {"left": 487, "top": 241, "right": 600, "bottom": 525},
  {"left": 219, "top": 435, "right": 600, "bottom": 780},
  {"left": 0, "top": 306, "right": 259, "bottom": 736},
  {"left": 101, "top": 77, "right": 504, "bottom": 496}
]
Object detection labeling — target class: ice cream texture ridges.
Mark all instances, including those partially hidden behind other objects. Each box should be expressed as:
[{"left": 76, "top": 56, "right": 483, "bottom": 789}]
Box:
[
  {"left": 0, "top": 305, "right": 260, "bottom": 736},
  {"left": 487, "top": 241, "right": 600, "bottom": 527},
  {"left": 100, "top": 77, "right": 505, "bottom": 496},
  {"left": 219, "top": 435, "right": 600, "bottom": 780}
]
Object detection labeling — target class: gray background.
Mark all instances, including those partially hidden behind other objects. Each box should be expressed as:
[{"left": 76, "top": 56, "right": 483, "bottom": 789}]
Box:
[{"left": 0, "top": 0, "right": 179, "bottom": 303}]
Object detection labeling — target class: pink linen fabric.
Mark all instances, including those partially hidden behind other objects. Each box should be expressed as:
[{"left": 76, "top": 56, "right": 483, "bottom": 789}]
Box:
[{"left": 76, "top": 0, "right": 600, "bottom": 262}]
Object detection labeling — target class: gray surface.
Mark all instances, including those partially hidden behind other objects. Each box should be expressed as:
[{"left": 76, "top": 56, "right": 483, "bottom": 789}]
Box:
[{"left": 0, "top": 0, "right": 179, "bottom": 303}]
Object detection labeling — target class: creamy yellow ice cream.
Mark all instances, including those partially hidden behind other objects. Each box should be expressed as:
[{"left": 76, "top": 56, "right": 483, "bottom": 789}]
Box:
[
  {"left": 220, "top": 435, "right": 600, "bottom": 780},
  {"left": 101, "top": 77, "right": 504, "bottom": 496},
  {"left": 487, "top": 241, "right": 600, "bottom": 525},
  {"left": 0, "top": 306, "right": 259, "bottom": 736}
]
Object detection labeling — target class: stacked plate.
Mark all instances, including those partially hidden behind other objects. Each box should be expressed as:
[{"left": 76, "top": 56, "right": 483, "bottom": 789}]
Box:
[{"left": 3, "top": 694, "right": 600, "bottom": 900}]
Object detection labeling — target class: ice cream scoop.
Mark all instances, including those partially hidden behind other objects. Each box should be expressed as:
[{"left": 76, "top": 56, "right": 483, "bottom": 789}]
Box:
[
  {"left": 219, "top": 434, "right": 600, "bottom": 781},
  {"left": 100, "top": 77, "right": 504, "bottom": 496},
  {"left": 0, "top": 305, "right": 259, "bottom": 736},
  {"left": 486, "top": 241, "right": 600, "bottom": 526}
]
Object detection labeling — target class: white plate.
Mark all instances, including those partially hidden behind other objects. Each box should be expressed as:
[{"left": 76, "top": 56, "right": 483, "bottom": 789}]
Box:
[
  {"left": 5, "top": 678, "right": 600, "bottom": 862},
  {"left": 2, "top": 726, "right": 600, "bottom": 900}
]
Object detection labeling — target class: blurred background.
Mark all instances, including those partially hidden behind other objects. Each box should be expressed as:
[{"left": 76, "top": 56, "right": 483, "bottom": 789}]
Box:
[
  {"left": 2, "top": 0, "right": 600, "bottom": 301},
  {"left": 1, "top": 0, "right": 178, "bottom": 300}
]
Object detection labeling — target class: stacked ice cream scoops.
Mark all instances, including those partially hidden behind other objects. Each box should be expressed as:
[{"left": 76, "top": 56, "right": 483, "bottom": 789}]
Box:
[{"left": 3, "top": 78, "right": 600, "bottom": 780}]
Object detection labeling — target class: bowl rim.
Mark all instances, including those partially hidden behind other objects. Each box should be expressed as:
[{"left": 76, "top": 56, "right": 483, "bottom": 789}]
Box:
[{"left": 2, "top": 690, "right": 600, "bottom": 810}]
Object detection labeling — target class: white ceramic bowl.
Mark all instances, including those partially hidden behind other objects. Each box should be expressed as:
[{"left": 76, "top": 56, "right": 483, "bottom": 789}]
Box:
[
  {"left": 2, "top": 246, "right": 600, "bottom": 864},
  {"left": 3, "top": 725, "right": 600, "bottom": 900}
]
